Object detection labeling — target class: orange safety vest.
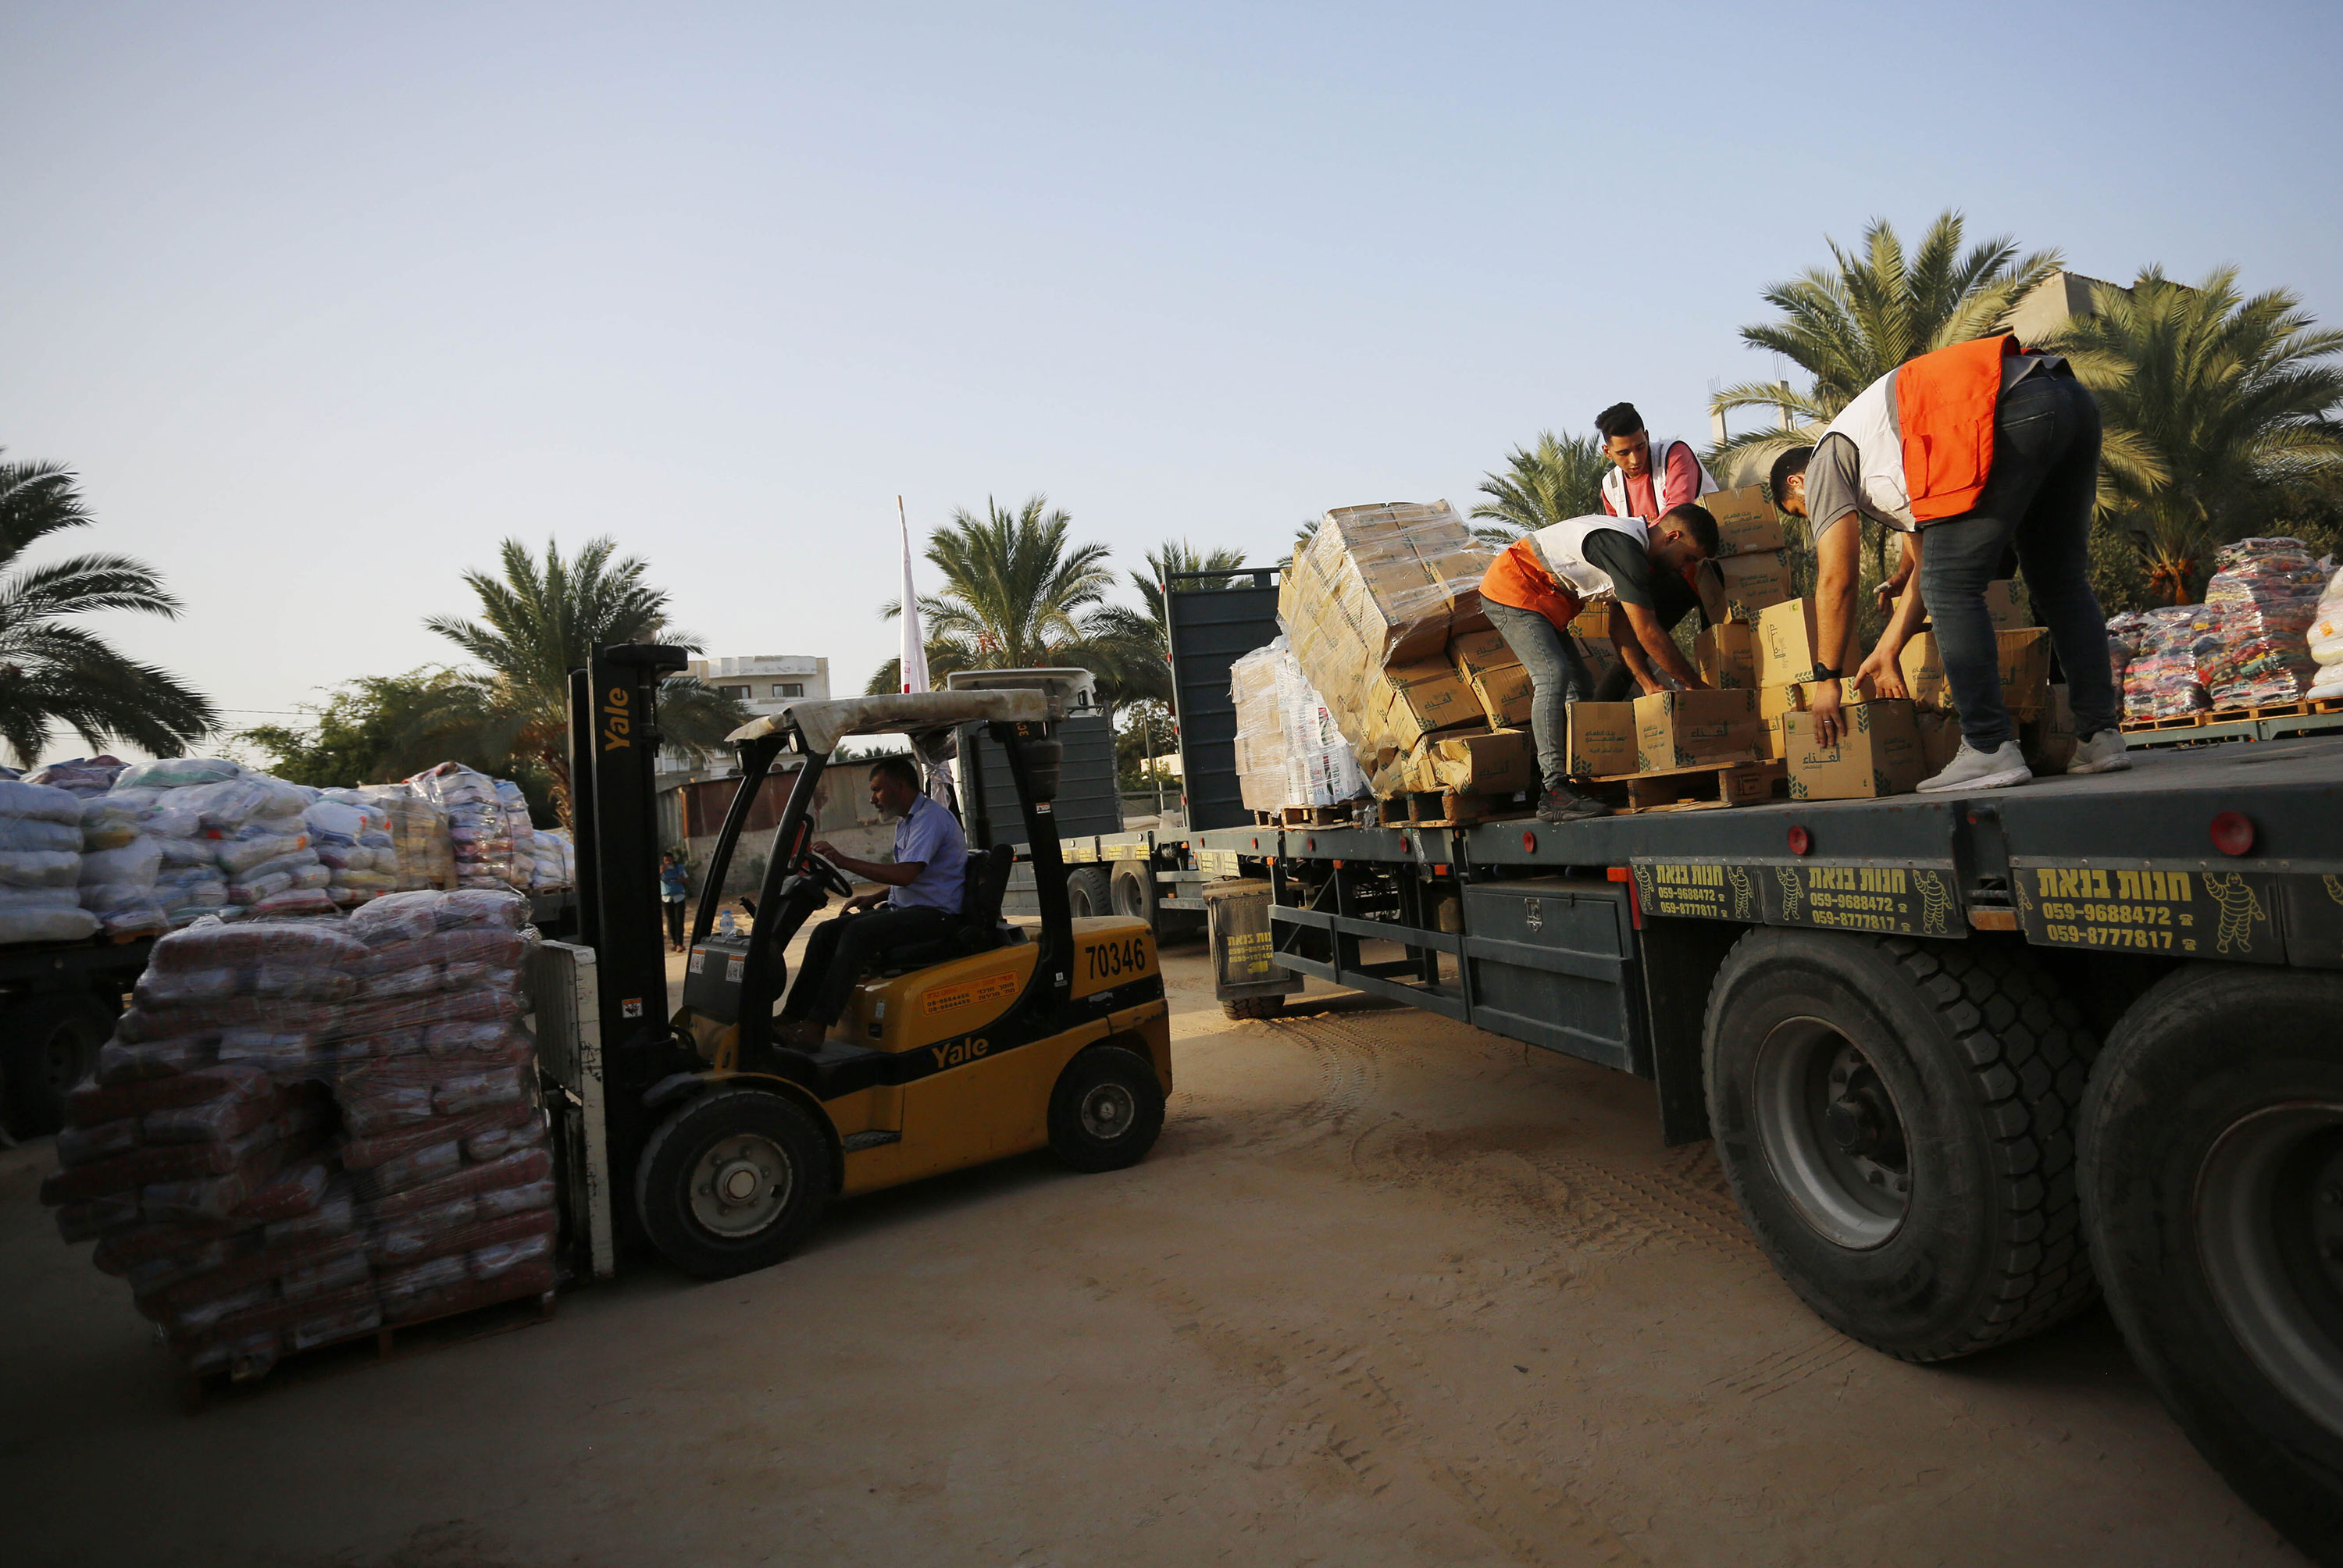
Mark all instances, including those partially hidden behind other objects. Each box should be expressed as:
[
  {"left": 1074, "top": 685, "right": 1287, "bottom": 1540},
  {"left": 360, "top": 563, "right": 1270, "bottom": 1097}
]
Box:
[
  {"left": 1479, "top": 538, "right": 1583, "bottom": 633},
  {"left": 1895, "top": 334, "right": 2020, "bottom": 522}
]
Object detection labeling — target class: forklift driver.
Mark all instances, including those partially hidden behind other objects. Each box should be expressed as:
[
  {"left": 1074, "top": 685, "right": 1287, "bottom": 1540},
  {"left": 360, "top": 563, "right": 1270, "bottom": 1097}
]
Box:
[{"left": 776, "top": 755, "right": 968, "bottom": 1046}]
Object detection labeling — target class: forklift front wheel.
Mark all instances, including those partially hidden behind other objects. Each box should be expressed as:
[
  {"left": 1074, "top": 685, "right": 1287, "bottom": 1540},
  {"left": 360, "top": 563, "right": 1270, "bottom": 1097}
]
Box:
[
  {"left": 636, "top": 1089, "right": 831, "bottom": 1279},
  {"left": 1047, "top": 1044, "right": 1167, "bottom": 1174}
]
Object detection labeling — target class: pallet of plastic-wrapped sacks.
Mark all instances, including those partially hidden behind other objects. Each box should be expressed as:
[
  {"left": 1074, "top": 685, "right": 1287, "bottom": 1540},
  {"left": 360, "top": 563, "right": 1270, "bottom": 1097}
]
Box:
[
  {"left": 2197, "top": 537, "right": 2331, "bottom": 708},
  {"left": 406, "top": 764, "right": 515, "bottom": 889},
  {"left": 2120, "top": 605, "right": 2213, "bottom": 720},
  {"left": 0, "top": 778, "right": 103, "bottom": 944},
  {"left": 305, "top": 792, "right": 401, "bottom": 907},
  {"left": 526, "top": 826, "right": 574, "bottom": 893},
  {"left": 360, "top": 785, "right": 455, "bottom": 892},
  {"left": 40, "top": 889, "right": 555, "bottom": 1396}
]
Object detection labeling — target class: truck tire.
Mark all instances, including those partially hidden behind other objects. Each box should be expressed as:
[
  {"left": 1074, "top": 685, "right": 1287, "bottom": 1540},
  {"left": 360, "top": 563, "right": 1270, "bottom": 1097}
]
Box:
[
  {"left": 1109, "top": 863, "right": 1157, "bottom": 925},
  {"left": 1047, "top": 1043, "right": 1166, "bottom": 1173},
  {"left": 2079, "top": 966, "right": 2343, "bottom": 1566},
  {"left": 1221, "top": 994, "right": 1288, "bottom": 1021},
  {"left": 2, "top": 991, "right": 112, "bottom": 1139},
  {"left": 634, "top": 1088, "right": 831, "bottom": 1279},
  {"left": 1704, "top": 929, "right": 2098, "bottom": 1362},
  {"left": 1065, "top": 867, "right": 1111, "bottom": 918}
]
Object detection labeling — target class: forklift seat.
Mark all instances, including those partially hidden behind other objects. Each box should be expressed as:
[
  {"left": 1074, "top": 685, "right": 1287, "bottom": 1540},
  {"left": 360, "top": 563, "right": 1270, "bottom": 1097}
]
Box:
[{"left": 884, "top": 843, "right": 1017, "bottom": 971}]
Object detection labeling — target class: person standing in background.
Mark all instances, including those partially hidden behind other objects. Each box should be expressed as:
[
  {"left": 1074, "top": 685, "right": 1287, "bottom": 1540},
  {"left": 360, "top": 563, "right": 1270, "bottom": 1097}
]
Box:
[
  {"left": 659, "top": 851, "right": 690, "bottom": 952},
  {"left": 1596, "top": 402, "right": 1717, "bottom": 522}
]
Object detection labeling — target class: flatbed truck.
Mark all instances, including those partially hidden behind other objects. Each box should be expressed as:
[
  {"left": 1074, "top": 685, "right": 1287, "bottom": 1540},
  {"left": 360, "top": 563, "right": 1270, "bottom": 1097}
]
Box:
[{"left": 1166, "top": 568, "right": 2343, "bottom": 1562}]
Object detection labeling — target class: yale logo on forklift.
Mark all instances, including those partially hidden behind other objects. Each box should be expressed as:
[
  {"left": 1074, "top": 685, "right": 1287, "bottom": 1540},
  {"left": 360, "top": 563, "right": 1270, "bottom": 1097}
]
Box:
[
  {"left": 931, "top": 1035, "right": 991, "bottom": 1069},
  {"left": 602, "top": 685, "right": 632, "bottom": 751}
]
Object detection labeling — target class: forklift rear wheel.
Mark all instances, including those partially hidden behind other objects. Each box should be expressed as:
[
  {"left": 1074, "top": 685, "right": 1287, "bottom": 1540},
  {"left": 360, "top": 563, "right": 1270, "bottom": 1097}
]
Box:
[
  {"left": 1047, "top": 1044, "right": 1165, "bottom": 1173},
  {"left": 1705, "top": 929, "right": 2099, "bottom": 1362},
  {"left": 1065, "top": 867, "right": 1112, "bottom": 919},
  {"left": 636, "top": 1088, "right": 831, "bottom": 1279}
]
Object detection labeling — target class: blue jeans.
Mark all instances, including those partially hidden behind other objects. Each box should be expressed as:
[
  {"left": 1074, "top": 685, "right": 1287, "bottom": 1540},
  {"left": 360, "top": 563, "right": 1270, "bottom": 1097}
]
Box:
[
  {"left": 1484, "top": 597, "right": 1599, "bottom": 792},
  {"left": 1917, "top": 373, "right": 2118, "bottom": 750}
]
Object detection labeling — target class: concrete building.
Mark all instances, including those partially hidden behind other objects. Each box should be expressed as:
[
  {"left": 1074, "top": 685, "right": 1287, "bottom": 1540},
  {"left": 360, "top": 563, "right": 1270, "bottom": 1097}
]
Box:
[{"left": 690, "top": 654, "right": 830, "bottom": 718}]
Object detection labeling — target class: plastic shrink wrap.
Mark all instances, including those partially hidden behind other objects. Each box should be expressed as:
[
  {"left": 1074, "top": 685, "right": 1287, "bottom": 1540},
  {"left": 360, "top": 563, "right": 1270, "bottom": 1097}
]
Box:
[
  {"left": 41, "top": 889, "right": 552, "bottom": 1379},
  {"left": 2120, "top": 606, "right": 2213, "bottom": 720},
  {"left": 0, "top": 779, "right": 102, "bottom": 943},
  {"left": 307, "top": 794, "right": 401, "bottom": 907},
  {"left": 2309, "top": 565, "right": 2343, "bottom": 701},
  {"left": 1228, "top": 639, "right": 1364, "bottom": 812},
  {"left": 2197, "top": 537, "right": 2329, "bottom": 708},
  {"left": 359, "top": 785, "right": 455, "bottom": 892},
  {"left": 405, "top": 765, "right": 515, "bottom": 889}
]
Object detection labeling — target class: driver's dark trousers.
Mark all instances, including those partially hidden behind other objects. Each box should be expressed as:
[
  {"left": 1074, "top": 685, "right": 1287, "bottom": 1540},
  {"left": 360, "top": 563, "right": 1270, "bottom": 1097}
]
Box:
[{"left": 779, "top": 905, "right": 958, "bottom": 1028}]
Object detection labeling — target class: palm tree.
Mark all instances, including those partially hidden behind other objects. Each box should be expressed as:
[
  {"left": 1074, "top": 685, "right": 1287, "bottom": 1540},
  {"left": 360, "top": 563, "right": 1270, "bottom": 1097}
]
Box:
[
  {"left": 419, "top": 536, "right": 745, "bottom": 824},
  {"left": 1085, "top": 539, "right": 1249, "bottom": 706},
  {"left": 865, "top": 495, "right": 1130, "bottom": 697},
  {"left": 2052, "top": 268, "right": 2343, "bottom": 602},
  {"left": 0, "top": 454, "right": 216, "bottom": 767},
  {"left": 1709, "top": 212, "right": 2064, "bottom": 473},
  {"left": 1470, "top": 430, "right": 1607, "bottom": 543}
]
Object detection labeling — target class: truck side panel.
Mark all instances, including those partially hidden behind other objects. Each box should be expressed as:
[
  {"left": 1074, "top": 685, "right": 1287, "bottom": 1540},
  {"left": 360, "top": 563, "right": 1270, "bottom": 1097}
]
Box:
[{"left": 1163, "top": 569, "right": 1282, "bottom": 832}]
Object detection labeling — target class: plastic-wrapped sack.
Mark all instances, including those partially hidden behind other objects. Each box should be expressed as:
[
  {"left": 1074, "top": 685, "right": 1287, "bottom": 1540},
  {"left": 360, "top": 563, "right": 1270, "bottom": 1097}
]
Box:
[
  {"left": 405, "top": 764, "right": 514, "bottom": 889},
  {"left": 27, "top": 756, "right": 130, "bottom": 797},
  {"left": 2303, "top": 565, "right": 2343, "bottom": 701},
  {"left": 2198, "top": 537, "right": 2329, "bottom": 708},
  {"left": 358, "top": 786, "right": 452, "bottom": 892},
  {"left": 0, "top": 780, "right": 102, "bottom": 942},
  {"left": 2121, "top": 605, "right": 2212, "bottom": 720},
  {"left": 78, "top": 835, "right": 167, "bottom": 938},
  {"left": 114, "top": 757, "right": 242, "bottom": 791}
]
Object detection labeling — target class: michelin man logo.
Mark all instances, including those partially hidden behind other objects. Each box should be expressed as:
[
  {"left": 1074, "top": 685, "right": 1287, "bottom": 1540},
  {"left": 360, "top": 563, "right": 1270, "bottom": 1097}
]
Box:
[{"left": 1910, "top": 870, "right": 1952, "bottom": 936}]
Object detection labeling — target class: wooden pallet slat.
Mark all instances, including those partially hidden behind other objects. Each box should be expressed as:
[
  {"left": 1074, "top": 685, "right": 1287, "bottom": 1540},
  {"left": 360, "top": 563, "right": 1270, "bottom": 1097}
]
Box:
[{"left": 180, "top": 1285, "right": 557, "bottom": 1411}]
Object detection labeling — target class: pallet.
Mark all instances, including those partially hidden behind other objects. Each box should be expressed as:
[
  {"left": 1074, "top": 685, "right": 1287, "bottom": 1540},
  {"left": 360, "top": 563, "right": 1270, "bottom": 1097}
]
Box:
[
  {"left": 1278, "top": 802, "right": 1354, "bottom": 827},
  {"left": 1587, "top": 758, "right": 1787, "bottom": 814},
  {"left": 180, "top": 1286, "right": 556, "bottom": 1411},
  {"left": 1376, "top": 789, "right": 1534, "bottom": 829}
]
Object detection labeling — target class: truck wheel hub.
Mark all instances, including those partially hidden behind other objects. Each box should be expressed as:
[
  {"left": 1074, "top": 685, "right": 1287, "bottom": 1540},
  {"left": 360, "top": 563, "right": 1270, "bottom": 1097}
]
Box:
[{"left": 1753, "top": 1021, "right": 1912, "bottom": 1250}]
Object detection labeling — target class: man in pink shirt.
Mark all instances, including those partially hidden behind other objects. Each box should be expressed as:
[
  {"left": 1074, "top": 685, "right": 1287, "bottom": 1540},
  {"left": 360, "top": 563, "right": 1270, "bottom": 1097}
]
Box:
[{"left": 1596, "top": 402, "right": 1716, "bottom": 521}]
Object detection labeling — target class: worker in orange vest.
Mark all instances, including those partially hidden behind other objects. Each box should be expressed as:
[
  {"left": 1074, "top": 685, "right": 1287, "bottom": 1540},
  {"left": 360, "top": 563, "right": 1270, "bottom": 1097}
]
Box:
[
  {"left": 1769, "top": 335, "right": 2127, "bottom": 791},
  {"left": 1596, "top": 402, "right": 1717, "bottom": 522},
  {"left": 1478, "top": 506, "right": 1721, "bottom": 822}
]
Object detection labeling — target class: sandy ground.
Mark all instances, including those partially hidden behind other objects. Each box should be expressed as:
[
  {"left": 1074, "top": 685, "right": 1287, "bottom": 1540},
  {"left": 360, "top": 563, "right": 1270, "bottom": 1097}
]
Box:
[{"left": 0, "top": 935, "right": 2307, "bottom": 1568}]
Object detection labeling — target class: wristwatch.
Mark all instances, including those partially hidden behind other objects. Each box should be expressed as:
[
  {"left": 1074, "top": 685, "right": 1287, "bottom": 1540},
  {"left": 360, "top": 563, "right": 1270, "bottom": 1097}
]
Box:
[{"left": 1810, "top": 663, "right": 1841, "bottom": 682}]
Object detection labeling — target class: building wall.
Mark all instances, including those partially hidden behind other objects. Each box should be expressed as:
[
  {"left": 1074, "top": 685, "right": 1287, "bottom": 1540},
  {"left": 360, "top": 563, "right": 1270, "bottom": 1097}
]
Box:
[{"left": 692, "top": 654, "right": 830, "bottom": 719}]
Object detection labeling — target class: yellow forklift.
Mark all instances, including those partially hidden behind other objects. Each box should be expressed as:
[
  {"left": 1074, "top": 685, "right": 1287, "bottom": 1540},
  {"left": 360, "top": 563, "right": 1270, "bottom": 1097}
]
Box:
[{"left": 566, "top": 647, "right": 1168, "bottom": 1280}]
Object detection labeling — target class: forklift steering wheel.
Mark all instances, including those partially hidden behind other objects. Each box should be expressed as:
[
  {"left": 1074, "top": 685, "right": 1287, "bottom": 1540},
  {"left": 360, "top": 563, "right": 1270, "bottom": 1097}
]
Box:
[{"left": 800, "top": 850, "right": 856, "bottom": 900}]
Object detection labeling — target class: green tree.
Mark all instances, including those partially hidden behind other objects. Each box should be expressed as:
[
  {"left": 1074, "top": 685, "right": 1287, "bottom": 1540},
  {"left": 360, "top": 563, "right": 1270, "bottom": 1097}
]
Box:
[
  {"left": 417, "top": 536, "right": 745, "bottom": 825},
  {"left": 1469, "top": 429, "right": 1607, "bottom": 543},
  {"left": 865, "top": 494, "right": 1135, "bottom": 698},
  {"left": 2052, "top": 268, "right": 2343, "bottom": 602},
  {"left": 0, "top": 453, "right": 216, "bottom": 767},
  {"left": 239, "top": 668, "right": 509, "bottom": 788},
  {"left": 1708, "top": 211, "right": 2063, "bottom": 473}
]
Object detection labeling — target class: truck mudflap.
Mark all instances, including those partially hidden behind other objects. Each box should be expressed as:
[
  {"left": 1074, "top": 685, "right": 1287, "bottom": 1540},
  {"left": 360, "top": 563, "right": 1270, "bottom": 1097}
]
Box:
[
  {"left": 1627, "top": 857, "right": 1966, "bottom": 939},
  {"left": 2010, "top": 857, "right": 2343, "bottom": 968},
  {"left": 1203, "top": 878, "right": 1303, "bottom": 1003}
]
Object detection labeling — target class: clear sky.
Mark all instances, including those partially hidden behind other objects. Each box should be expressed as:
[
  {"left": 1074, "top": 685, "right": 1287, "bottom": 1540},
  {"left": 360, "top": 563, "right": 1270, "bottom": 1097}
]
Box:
[{"left": 4, "top": 2, "right": 2338, "bottom": 759}]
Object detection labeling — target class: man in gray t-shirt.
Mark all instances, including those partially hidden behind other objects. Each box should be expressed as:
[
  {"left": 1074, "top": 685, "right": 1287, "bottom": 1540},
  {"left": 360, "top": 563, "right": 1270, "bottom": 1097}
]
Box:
[{"left": 779, "top": 756, "right": 969, "bottom": 1043}]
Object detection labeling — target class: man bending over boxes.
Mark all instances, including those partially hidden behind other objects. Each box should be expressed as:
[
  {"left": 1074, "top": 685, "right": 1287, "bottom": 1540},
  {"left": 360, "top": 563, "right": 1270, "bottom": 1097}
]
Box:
[
  {"left": 1480, "top": 504, "right": 1721, "bottom": 823},
  {"left": 1769, "top": 334, "right": 2127, "bottom": 792}
]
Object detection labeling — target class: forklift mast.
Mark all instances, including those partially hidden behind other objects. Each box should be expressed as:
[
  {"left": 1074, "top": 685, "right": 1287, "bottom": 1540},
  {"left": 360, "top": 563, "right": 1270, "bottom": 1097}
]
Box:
[{"left": 568, "top": 642, "right": 697, "bottom": 1245}]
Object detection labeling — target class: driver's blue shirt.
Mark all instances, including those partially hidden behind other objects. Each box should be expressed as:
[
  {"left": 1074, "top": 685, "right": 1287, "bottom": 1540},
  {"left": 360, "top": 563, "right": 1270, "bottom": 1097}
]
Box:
[{"left": 889, "top": 794, "right": 966, "bottom": 912}]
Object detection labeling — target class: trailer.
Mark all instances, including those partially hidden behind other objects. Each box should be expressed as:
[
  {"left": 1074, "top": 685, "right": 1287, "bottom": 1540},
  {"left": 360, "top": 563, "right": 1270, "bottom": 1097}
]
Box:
[
  {"left": 1169, "top": 571, "right": 2343, "bottom": 1560},
  {"left": 0, "top": 936, "right": 153, "bottom": 1138}
]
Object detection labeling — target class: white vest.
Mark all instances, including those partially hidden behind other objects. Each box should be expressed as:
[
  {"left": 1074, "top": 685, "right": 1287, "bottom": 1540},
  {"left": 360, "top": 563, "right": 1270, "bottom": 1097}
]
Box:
[
  {"left": 1817, "top": 373, "right": 1917, "bottom": 530},
  {"left": 1599, "top": 435, "right": 1717, "bottom": 520},
  {"left": 1525, "top": 515, "right": 1648, "bottom": 600}
]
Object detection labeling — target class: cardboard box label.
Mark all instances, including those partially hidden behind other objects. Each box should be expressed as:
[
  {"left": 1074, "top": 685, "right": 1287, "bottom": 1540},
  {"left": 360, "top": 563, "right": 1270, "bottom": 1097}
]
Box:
[{"left": 1566, "top": 700, "right": 1639, "bottom": 778}]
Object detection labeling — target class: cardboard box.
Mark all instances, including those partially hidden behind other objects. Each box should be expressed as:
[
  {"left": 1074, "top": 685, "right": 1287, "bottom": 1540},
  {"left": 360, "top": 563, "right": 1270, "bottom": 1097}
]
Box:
[
  {"left": 1416, "top": 727, "right": 1537, "bottom": 796},
  {"left": 1449, "top": 627, "right": 1535, "bottom": 728},
  {"left": 1371, "top": 658, "right": 1481, "bottom": 748},
  {"left": 1897, "top": 628, "right": 2051, "bottom": 718},
  {"left": 1700, "top": 484, "right": 1787, "bottom": 557},
  {"left": 1891, "top": 576, "right": 2026, "bottom": 632},
  {"left": 1634, "top": 688, "right": 1760, "bottom": 772},
  {"left": 1573, "top": 631, "right": 1621, "bottom": 691},
  {"left": 1781, "top": 699, "right": 1927, "bottom": 800},
  {"left": 1696, "top": 622, "right": 1756, "bottom": 690},
  {"left": 1703, "top": 549, "right": 1795, "bottom": 622},
  {"left": 1566, "top": 701, "right": 1639, "bottom": 778},
  {"left": 2020, "top": 684, "right": 2077, "bottom": 775},
  {"left": 1756, "top": 599, "right": 1825, "bottom": 686},
  {"left": 1914, "top": 708, "right": 1962, "bottom": 775},
  {"left": 1280, "top": 501, "right": 1494, "bottom": 736}
]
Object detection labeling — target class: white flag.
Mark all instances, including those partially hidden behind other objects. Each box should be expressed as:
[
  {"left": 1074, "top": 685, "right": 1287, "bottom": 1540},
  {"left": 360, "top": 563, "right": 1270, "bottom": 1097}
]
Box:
[{"left": 898, "top": 497, "right": 930, "bottom": 694}]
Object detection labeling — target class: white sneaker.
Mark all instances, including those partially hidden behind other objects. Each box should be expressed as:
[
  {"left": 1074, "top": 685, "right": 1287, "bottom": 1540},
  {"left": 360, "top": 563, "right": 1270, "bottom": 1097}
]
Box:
[
  {"left": 1917, "top": 739, "right": 2033, "bottom": 794},
  {"left": 2066, "top": 729, "right": 2132, "bottom": 775}
]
